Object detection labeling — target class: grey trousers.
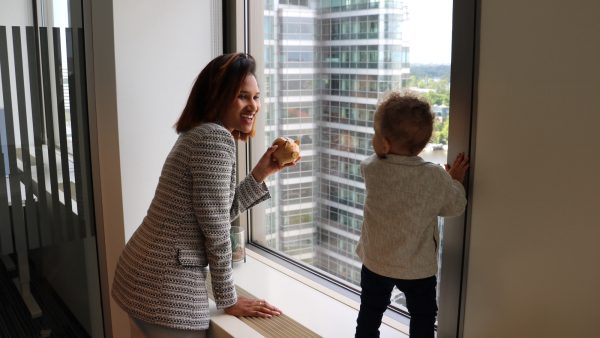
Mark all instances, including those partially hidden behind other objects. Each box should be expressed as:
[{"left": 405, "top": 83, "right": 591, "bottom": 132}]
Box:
[{"left": 130, "top": 317, "right": 207, "bottom": 338}]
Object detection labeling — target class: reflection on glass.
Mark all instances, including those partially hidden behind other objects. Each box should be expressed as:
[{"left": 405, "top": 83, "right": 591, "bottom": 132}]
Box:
[
  {"left": 256, "top": 0, "right": 452, "bottom": 312},
  {"left": 0, "top": 0, "right": 103, "bottom": 336}
]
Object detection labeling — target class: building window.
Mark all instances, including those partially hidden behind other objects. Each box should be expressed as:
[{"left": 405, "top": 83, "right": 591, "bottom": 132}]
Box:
[{"left": 250, "top": 0, "right": 456, "bottom": 315}]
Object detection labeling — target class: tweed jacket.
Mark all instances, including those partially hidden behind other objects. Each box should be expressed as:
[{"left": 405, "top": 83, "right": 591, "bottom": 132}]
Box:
[
  {"left": 356, "top": 154, "right": 466, "bottom": 280},
  {"left": 112, "top": 123, "right": 270, "bottom": 330}
]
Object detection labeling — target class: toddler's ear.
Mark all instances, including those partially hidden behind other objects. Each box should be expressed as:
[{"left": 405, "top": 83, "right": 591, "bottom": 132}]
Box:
[{"left": 382, "top": 137, "right": 391, "bottom": 155}]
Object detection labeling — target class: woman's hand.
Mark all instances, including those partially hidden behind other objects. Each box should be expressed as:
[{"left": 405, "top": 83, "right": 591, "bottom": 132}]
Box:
[
  {"left": 445, "top": 152, "right": 469, "bottom": 183},
  {"left": 224, "top": 296, "right": 282, "bottom": 318},
  {"left": 250, "top": 144, "right": 301, "bottom": 183}
]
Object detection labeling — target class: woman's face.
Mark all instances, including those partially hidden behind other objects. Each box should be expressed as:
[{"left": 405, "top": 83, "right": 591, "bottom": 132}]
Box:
[{"left": 221, "top": 74, "right": 261, "bottom": 135}]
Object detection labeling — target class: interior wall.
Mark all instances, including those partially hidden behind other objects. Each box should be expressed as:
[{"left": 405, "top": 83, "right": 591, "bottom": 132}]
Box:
[
  {"left": 0, "top": 0, "right": 32, "bottom": 27},
  {"left": 463, "top": 0, "right": 600, "bottom": 337},
  {"left": 0, "top": 0, "right": 33, "bottom": 160},
  {"left": 112, "top": 0, "right": 214, "bottom": 240},
  {"left": 85, "top": 1, "right": 218, "bottom": 336}
]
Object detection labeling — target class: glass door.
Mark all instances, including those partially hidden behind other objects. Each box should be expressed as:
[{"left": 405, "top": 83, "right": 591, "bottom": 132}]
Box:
[{"left": 0, "top": 0, "right": 103, "bottom": 336}]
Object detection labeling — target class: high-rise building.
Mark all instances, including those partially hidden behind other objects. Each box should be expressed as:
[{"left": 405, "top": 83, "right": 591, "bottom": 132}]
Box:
[{"left": 263, "top": 0, "right": 409, "bottom": 287}]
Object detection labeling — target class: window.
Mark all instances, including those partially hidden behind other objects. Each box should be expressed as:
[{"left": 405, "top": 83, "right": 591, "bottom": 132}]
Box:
[{"left": 248, "top": 0, "right": 468, "bottom": 325}]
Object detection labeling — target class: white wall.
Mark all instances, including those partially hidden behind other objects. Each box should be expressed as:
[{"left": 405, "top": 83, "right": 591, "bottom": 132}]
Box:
[
  {"left": 0, "top": 0, "right": 33, "bottom": 156},
  {"left": 0, "top": 0, "right": 32, "bottom": 27},
  {"left": 113, "top": 0, "right": 215, "bottom": 240},
  {"left": 463, "top": 0, "right": 600, "bottom": 337},
  {"left": 0, "top": 0, "right": 31, "bottom": 108}
]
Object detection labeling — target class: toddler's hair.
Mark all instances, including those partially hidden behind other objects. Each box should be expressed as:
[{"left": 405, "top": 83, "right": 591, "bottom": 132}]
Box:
[{"left": 376, "top": 91, "right": 434, "bottom": 155}]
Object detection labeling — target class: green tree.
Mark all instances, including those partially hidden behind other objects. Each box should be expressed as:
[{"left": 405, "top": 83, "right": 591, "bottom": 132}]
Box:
[
  {"left": 406, "top": 64, "right": 451, "bottom": 144},
  {"left": 432, "top": 117, "right": 449, "bottom": 145}
]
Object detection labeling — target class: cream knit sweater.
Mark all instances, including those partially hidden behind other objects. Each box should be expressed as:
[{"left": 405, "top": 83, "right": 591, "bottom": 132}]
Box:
[{"left": 356, "top": 154, "right": 466, "bottom": 280}]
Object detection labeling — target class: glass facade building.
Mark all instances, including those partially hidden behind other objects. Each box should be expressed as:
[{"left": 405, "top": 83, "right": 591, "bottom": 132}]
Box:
[{"left": 261, "top": 0, "right": 410, "bottom": 288}]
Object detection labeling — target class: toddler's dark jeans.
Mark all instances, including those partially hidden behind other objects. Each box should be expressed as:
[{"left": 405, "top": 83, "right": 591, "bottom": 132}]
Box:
[{"left": 355, "top": 265, "right": 438, "bottom": 338}]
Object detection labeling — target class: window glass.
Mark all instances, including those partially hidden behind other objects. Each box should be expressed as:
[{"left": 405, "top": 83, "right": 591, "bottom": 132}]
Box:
[{"left": 253, "top": 0, "right": 453, "bottom": 312}]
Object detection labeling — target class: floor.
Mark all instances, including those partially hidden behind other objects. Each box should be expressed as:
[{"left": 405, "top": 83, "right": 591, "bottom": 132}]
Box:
[{"left": 0, "top": 255, "right": 89, "bottom": 338}]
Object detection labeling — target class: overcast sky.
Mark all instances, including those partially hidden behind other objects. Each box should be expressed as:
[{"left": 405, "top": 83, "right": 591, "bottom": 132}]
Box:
[{"left": 404, "top": 0, "right": 453, "bottom": 65}]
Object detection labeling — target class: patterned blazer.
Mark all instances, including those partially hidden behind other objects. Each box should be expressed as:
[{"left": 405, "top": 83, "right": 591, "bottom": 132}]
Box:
[{"left": 112, "top": 123, "right": 270, "bottom": 330}]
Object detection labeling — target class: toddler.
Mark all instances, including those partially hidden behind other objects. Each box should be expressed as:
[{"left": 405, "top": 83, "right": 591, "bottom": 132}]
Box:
[{"left": 355, "top": 92, "right": 469, "bottom": 338}]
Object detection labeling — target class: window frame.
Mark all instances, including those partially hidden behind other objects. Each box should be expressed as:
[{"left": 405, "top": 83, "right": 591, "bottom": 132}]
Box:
[{"left": 228, "top": 0, "right": 479, "bottom": 335}]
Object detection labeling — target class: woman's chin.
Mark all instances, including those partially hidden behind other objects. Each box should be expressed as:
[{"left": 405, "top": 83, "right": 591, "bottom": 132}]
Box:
[
  {"left": 240, "top": 123, "right": 254, "bottom": 134},
  {"left": 236, "top": 127, "right": 253, "bottom": 135}
]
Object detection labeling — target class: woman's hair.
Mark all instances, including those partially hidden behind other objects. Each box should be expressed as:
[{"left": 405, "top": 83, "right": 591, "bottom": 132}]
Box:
[
  {"left": 375, "top": 91, "right": 434, "bottom": 155},
  {"left": 175, "top": 53, "right": 257, "bottom": 140}
]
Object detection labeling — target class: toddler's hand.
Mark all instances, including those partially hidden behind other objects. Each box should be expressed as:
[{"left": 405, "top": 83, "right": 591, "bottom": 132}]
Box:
[{"left": 445, "top": 152, "right": 469, "bottom": 183}]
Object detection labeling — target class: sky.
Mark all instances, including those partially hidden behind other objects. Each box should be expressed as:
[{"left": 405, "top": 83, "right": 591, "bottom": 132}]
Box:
[
  {"left": 404, "top": 0, "right": 453, "bottom": 65},
  {"left": 50, "top": 0, "right": 452, "bottom": 64}
]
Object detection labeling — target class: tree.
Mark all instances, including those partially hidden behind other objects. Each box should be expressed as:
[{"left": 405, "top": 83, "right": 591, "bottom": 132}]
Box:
[{"left": 432, "top": 117, "right": 449, "bottom": 145}]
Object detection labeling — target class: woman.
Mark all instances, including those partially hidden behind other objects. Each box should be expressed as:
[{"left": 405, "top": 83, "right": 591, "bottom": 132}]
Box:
[{"left": 112, "top": 53, "right": 291, "bottom": 337}]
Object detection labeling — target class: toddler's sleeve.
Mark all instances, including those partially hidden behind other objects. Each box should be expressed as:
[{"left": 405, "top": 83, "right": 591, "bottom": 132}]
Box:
[{"left": 439, "top": 177, "right": 467, "bottom": 217}]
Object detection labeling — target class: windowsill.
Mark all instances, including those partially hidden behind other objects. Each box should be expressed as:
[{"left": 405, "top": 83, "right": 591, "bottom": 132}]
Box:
[{"left": 208, "top": 249, "right": 409, "bottom": 338}]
